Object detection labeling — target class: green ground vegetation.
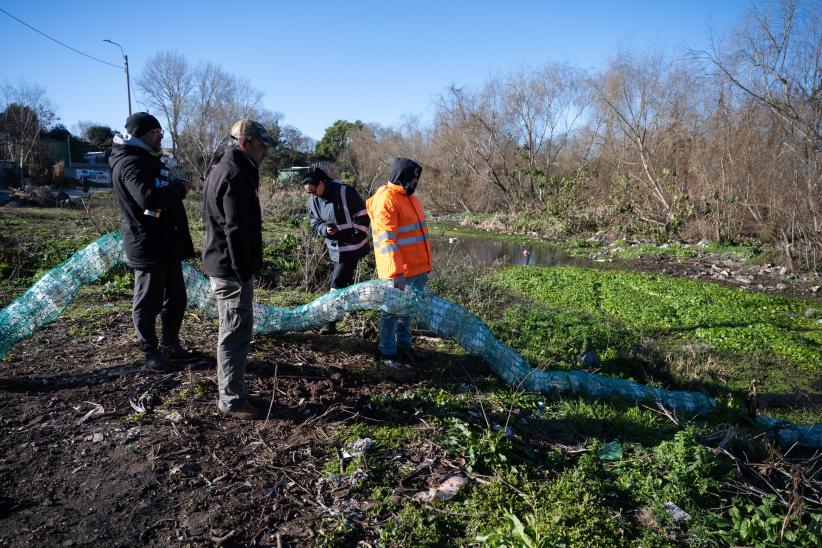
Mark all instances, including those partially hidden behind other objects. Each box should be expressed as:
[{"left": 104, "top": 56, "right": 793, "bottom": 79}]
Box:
[
  {"left": 489, "top": 266, "right": 821, "bottom": 401},
  {"left": 319, "top": 379, "right": 821, "bottom": 546}
]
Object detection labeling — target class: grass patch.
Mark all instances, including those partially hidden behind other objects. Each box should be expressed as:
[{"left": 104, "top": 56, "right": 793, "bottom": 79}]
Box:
[{"left": 492, "top": 266, "right": 821, "bottom": 396}]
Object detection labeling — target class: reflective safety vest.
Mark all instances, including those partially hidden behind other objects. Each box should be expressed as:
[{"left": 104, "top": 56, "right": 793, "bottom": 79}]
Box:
[
  {"left": 307, "top": 180, "right": 371, "bottom": 263},
  {"left": 366, "top": 183, "right": 432, "bottom": 279}
]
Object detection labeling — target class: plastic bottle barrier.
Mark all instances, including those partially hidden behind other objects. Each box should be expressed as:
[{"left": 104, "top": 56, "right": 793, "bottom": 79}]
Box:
[{"left": 1, "top": 233, "right": 820, "bottom": 448}]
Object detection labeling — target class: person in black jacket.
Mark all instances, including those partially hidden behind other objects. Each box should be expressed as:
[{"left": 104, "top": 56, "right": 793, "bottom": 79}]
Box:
[
  {"left": 109, "top": 112, "right": 195, "bottom": 373},
  {"left": 303, "top": 167, "right": 371, "bottom": 334},
  {"left": 202, "top": 118, "right": 275, "bottom": 420}
]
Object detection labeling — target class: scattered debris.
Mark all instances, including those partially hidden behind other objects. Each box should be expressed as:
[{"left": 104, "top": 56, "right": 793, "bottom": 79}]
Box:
[
  {"left": 319, "top": 474, "right": 342, "bottom": 489},
  {"left": 160, "top": 410, "right": 184, "bottom": 423},
  {"left": 171, "top": 463, "right": 201, "bottom": 476},
  {"left": 349, "top": 438, "right": 372, "bottom": 453},
  {"left": 77, "top": 402, "right": 105, "bottom": 425},
  {"left": 125, "top": 426, "right": 141, "bottom": 442},
  {"left": 348, "top": 469, "right": 367, "bottom": 486},
  {"left": 413, "top": 475, "right": 469, "bottom": 502},
  {"left": 664, "top": 501, "right": 692, "bottom": 522},
  {"left": 128, "top": 392, "right": 158, "bottom": 413},
  {"left": 596, "top": 440, "right": 623, "bottom": 461}
]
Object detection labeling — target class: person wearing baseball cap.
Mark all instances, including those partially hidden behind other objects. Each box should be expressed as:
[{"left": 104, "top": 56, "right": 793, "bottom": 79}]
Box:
[
  {"left": 229, "top": 118, "right": 278, "bottom": 149},
  {"left": 109, "top": 112, "right": 196, "bottom": 373},
  {"left": 201, "top": 118, "right": 274, "bottom": 419}
]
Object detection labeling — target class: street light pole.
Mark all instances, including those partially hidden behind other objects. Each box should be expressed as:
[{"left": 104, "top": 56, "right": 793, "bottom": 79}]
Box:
[{"left": 103, "top": 39, "right": 132, "bottom": 116}]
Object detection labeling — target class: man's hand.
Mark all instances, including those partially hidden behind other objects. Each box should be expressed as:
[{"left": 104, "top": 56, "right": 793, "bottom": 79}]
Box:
[
  {"left": 180, "top": 179, "right": 194, "bottom": 193},
  {"left": 393, "top": 274, "right": 407, "bottom": 291},
  {"left": 326, "top": 224, "right": 338, "bottom": 236}
]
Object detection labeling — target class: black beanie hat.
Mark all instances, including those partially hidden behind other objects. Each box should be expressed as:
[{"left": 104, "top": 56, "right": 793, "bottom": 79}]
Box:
[
  {"left": 125, "top": 112, "right": 161, "bottom": 137},
  {"left": 300, "top": 167, "right": 330, "bottom": 186}
]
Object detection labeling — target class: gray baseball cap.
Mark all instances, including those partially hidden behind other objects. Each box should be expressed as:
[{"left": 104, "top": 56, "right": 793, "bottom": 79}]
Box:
[{"left": 230, "top": 118, "right": 277, "bottom": 146}]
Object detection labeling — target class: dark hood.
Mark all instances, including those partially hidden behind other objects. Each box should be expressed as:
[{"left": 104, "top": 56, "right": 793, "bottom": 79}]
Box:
[{"left": 388, "top": 157, "right": 422, "bottom": 196}]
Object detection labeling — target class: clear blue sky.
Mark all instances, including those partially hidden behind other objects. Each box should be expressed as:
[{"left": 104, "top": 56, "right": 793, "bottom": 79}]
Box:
[{"left": 1, "top": 0, "right": 751, "bottom": 140}]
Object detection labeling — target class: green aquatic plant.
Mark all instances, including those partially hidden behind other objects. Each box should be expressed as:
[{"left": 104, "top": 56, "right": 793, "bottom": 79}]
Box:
[{"left": 493, "top": 266, "right": 821, "bottom": 394}]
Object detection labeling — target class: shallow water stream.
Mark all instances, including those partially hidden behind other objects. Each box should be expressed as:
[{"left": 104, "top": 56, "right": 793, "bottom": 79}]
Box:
[{"left": 429, "top": 234, "right": 591, "bottom": 269}]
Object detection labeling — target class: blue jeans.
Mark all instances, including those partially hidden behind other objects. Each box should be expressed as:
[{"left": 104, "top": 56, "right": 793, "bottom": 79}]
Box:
[{"left": 379, "top": 272, "right": 428, "bottom": 356}]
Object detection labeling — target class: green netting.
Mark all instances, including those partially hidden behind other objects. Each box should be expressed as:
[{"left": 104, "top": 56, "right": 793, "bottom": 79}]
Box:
[
  {"left": 1, "top": 233, "right": 820, "bottom": 447},
  {"left": 0, "top": 232, "right": 125, "bottom": 356}
]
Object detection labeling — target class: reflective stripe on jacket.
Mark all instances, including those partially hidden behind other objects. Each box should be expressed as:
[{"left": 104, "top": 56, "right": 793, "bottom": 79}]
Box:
[
  {"left": 366, "top": 183, "right": 432, "bottom": 279},
  {"left": 307, "top": 180, "right": 371, "bottom": 263}
]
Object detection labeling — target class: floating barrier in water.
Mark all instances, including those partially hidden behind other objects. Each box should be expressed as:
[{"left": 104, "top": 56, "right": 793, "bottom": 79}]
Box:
[{"left": 0, "top": 233, "right": 819, "bottom": 447}]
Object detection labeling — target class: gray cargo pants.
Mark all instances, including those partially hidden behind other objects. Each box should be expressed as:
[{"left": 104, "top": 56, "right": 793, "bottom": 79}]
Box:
[{"left": 209, "top": 276, "right": 253, "bottom": 412}]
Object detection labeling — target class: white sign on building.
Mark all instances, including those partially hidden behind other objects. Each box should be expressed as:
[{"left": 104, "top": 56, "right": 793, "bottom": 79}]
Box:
[{"left": 75, "top": 168, "right": 111, "bottom": 184}]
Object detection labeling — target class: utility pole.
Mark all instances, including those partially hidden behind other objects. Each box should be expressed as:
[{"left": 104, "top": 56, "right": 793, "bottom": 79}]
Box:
[{"left": 103, "top": 39, "right": 132, "bottom": 116}]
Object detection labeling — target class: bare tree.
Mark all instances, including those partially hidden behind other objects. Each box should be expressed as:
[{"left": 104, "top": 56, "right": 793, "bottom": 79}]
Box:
[
  {"left": 594, "top": 52, "right": 706, "bottom": 228},
  {"left": 699, "top": 0, "right": 822, "bottom": 267},
  {"left": 338, "top": 124, "right": 409, "bottom": 195},
  {"left": 0, "top": 80, "right": 56, "bottom": 170},
  {"left": 432, "top": 83, "right": 516, "bottom": 210},
  {"left": 503, "top": 63, "right": 589, "bottom": 203},
  {"left": 427, "top": 65, "right": 591, "bottom": 213},
  {"left": 135, "top": 51, "right": 194, "bottom": 156},
  {"left": 176, "top": 62, "right": 265, "bottom": 182}
]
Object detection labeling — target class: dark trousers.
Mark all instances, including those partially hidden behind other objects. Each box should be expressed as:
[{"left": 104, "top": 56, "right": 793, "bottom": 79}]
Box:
[
  {"left": 132, "top": 262, "right": 187, "bottom": 353},
  {"left": 330, "top": 260, "right": 358, "bottom": 289}
]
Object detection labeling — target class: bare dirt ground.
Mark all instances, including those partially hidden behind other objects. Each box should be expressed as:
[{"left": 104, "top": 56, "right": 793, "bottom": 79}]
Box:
[{"left": 0, "top": 289, "right": 498, "bottom": 547}]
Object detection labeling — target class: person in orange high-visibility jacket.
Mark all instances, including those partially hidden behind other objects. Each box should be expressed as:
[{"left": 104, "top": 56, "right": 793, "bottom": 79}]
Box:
[{"left": 366, "top": 157, "right": 432, "bottom": 366}]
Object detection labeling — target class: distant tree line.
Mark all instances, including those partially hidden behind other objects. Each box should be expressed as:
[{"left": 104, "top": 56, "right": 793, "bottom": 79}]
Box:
[{"left": 323, "top": 0, "right": 821, "bottom": 269}]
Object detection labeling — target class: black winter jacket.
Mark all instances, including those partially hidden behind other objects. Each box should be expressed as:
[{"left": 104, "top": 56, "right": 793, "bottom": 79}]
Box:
[
  {"left": 109, "top": 134, "right": 194, "bottom": 269},
  {"left": 201, "top": 148, "right": 263, "bottom": 282},
  {"left": 307, "top": 180, "right": 371, "bottom": 263}
]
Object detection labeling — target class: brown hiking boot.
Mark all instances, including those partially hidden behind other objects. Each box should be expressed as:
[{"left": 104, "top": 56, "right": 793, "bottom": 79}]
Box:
[{"left": 220, "top": 402, "right": 265, "bottom": 421}]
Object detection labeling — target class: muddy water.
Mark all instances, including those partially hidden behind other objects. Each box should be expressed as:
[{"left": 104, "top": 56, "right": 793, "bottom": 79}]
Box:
[{"left": 430, "top": 234, "right": 590, "bottom": 269}]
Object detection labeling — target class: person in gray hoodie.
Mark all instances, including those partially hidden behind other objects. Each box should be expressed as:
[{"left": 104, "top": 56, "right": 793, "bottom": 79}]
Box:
[{"left": 109, "top": 112, "right": 194, "bottom": 372}]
